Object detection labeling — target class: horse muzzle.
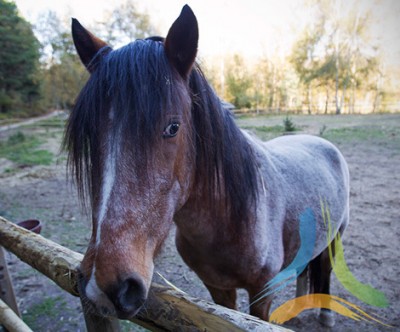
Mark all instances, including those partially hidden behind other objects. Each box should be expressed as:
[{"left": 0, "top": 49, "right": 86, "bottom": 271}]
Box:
[
  {"left": 105, "top": 272, "right": 147, "bottom": 319},
  {"left": 78, "top": 269, "right": 147, "bottom": 319}
]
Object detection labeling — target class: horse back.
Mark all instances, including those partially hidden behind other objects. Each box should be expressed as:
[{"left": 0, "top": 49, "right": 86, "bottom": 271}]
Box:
[{"left": 251, "top": 133, "right": 350, "bottom": 264}]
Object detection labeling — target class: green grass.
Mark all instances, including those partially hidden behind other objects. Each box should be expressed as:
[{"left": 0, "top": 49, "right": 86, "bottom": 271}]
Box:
[
  {"left": 324, "top": 126, "right": 393, "bottom": 142},
  {"left": 0, "top": 131, "right": 53, "bottom": 167},
  {"left": 237, "top": 114, "right": 400, "bottom": 147},
  {"left": 241, "top": 125, "right": 285, "bottom": 140},
  {"left": 23, "top": 296, "right": 66, "bottom": 330},
  {"left": 23, "top": 295, "right": 149, "bottom": 332},
  {"left": 253, "top": 125, "right": 284, "bottom": 133}
]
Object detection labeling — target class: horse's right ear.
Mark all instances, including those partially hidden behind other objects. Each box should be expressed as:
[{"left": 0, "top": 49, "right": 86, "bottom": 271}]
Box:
[{"left": 72, "top": 18, "right": 110, "bottom": 73}]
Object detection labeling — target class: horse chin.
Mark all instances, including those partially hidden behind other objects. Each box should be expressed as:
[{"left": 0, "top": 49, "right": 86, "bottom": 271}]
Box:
[{"left": 115, "top": 305, "right": 144, "bottom": 320}]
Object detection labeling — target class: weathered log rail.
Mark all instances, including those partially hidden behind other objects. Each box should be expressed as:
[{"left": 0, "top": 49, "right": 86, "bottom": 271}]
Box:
[{"left": 0, "top": 216, "right": 291, "bottom": 331}]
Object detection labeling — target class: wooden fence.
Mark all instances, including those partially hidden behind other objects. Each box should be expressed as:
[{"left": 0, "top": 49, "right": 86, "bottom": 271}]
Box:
[{"left": 0, "top": 216, "right": 291, "bottom": 332}]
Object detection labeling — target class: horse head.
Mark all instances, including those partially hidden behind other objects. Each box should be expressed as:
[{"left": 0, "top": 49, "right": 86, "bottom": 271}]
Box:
[{"left": 68, "top": 6, "right": 198, "bottom": 318}]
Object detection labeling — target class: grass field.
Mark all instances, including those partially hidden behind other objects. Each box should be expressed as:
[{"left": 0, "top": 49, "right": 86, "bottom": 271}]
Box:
[{"left": 236, "top": 113, "right": 400, "bottom": 148}]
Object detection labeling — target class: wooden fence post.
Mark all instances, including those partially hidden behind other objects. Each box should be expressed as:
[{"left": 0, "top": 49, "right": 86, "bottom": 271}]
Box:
[
  {"left": 0, "top": 298, "right": 32, "bottom": 332},
  {"left": 0, "top": 247, "right": 21, "bottom": 317}
]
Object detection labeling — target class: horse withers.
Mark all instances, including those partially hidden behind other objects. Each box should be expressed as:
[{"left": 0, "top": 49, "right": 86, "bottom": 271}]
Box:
[{"left": 65, "top": 5, "right": 349, "bottom": 326}]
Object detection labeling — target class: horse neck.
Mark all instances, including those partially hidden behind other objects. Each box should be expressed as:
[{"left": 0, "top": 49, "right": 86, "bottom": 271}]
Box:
[
  {"left": 176, "top": 119, "right": 260, "bottom": 242},
  {"left": 174, "top": 184, "right": 246, "bottom": 243}
]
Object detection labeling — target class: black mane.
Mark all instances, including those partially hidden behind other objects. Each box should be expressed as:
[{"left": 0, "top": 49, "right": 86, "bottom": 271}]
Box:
[
  {"left": 64, "top": 38, "right": 259, "bottom": 224},
  {"left": 188, "top": 66, "right": 259, "bottom": 224}
]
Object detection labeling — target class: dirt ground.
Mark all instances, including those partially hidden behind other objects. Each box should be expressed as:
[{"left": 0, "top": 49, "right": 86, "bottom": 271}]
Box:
[{"left": 0, "top": 113, "right": 399, "bottom": 331}]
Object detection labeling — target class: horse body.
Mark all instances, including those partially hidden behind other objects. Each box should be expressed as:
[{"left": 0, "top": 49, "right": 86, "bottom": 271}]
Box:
[
  {"left": 175, "top": 133, "right": 349, "bottom": 319},
  {"left": 67, "top": 5, "right": 350, "bottom": 326}
]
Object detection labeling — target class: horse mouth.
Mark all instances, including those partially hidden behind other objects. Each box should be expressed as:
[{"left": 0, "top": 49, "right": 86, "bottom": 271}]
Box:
[{"left": 77, "top": 270, "right": 115, "bottom": 318}]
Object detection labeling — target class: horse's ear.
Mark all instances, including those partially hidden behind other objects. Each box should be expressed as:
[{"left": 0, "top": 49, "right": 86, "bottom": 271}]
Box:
[
  {"left": 165, "top": 5, "right": 198, "bottom": 79},
  {"left": 72, "top": 18, "right": 109, "bottom": 73}
]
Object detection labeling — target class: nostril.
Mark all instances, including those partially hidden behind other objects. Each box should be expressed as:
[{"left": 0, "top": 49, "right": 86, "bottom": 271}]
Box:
[
  {"left": 119, "top": 276, "right": 145, "bottom": 307},
  {"left": 108, "top": 273, "right": 147, "bottom": 318}
]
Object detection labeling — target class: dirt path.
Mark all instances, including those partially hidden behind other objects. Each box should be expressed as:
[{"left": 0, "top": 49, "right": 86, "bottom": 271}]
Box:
[
  {"left": 0, "top": 113, "right": 399, "bottom": 331},
  {"left": 0, "top": 111, "right": 65, "bottom": 133}
]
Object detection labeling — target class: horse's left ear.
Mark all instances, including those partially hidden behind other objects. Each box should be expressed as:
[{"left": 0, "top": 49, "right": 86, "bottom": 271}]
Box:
[
  {"left": 72, "top": 18, "right": 110, "bottom": 73},
  {"left": 165, "top": 5, "right": 199, "bottom": 79}
]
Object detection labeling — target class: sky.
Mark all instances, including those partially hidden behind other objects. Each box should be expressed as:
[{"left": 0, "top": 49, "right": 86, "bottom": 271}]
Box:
[{"left": 14, "top": 0, "right": 400, "bottom": 67}]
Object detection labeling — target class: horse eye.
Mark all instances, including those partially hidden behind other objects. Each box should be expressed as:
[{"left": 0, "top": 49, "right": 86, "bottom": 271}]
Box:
[{"left": 163, "top": 122, "right": 180, "bottom": 138}]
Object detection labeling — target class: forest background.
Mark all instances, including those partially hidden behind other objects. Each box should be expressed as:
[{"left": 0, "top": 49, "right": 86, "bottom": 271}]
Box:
[{"left": 1, "top": 0, "right": 399, "bottom": 119}]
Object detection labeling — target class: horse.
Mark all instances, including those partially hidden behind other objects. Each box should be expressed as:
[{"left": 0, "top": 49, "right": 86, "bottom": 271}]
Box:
[{"left": 65, "top": 5, "right": 350, "bottom": 326}]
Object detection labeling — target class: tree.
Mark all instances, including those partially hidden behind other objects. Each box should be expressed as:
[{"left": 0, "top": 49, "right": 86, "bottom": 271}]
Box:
[
  {"left": 33, "top": 1, "right": 158, "bottom": 110},
  {"left": 34, "top": 11, "right": 86, "bottom": 110},
  {"left": 341, "top": 11, "right": 379, "bottom": 113},
  {"left": 0, "top": 0, "right": 41, "bottom": 115},
  {"left": 34, "top": 11, "right": 76, "bottom": 65},
  {"left": 255, "top": 55, "right": 295, "bottom": 113},
  {"left": 225, "top": 54, "right": 253, "bottom": 109},
  {"left": 290, "top": 0, "right": 381, "bottom": 114},
  {"left": 96, "top": 0, "right": 158, "bottom": 46},
  {"left": 289, "top": 20, "right": 324, "bottom": 114}
]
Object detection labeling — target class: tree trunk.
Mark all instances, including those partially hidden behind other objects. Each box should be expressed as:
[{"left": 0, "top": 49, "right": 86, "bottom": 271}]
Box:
[
  {"left": 307, "top": 84, "right": 312, "bottom": 114},
  {"left": 372, "top": 89, "right": 380, "bottom": 113},
  {"left": 324, "top": 85, "right": 330, "bottom": 114},
  {"left": 335, "top": 60, "right": 341, "bottom": 115},
  {"left": 340, "top": 80, "right": 347, "bottom": 114}
]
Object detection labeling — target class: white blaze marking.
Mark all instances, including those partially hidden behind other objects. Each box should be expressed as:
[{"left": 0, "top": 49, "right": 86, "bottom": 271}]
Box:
[
  {"left": 96, "top": 111, "right": 119, "bottom": 246},
  {"left": 96, "top": 141, "right": 116, "bottom": 246},
  {"left": 88, "top": 128, "right": 118, "bottom": 307},
  {"left": 87, "top": 110, "right": 123, "bottom": 310}
]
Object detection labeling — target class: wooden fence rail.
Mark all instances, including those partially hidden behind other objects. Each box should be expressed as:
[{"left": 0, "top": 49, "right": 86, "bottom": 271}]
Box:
[{"left": 0, "top": 216, "right": 290, "bottom": 331}]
